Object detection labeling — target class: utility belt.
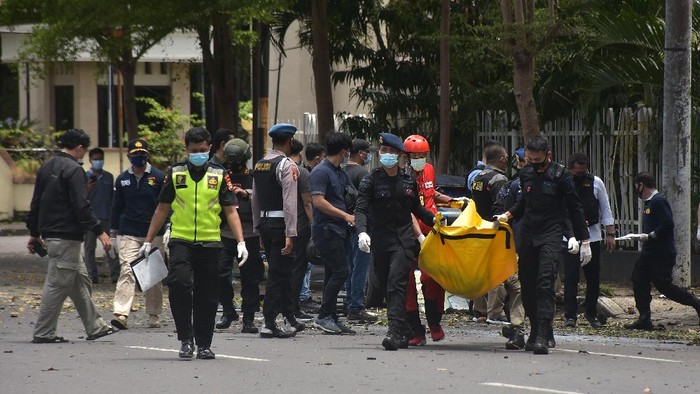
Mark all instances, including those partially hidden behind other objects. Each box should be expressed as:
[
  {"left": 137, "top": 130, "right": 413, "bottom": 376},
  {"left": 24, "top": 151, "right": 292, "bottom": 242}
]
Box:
[{"left": 261, "top": 210, "right": 284, "bottom": 218}]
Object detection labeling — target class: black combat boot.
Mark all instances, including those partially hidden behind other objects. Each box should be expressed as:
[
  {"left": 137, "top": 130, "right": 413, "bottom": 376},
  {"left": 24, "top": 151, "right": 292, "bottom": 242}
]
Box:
[
  {"left": 241, "top": 315, "right": 258, "bottom": 334},
  {"left": 623, "top": 313, "right": 653, "bottom": 330},
  {"left": 284, "top": 313, "right": 305, "bottom": 332},
  {"left": 260, "top": 316, "right": 296, "bottom": 338},
  {"left": 382, "top": 321, "right": 402, "bottom": 351},
  {"left": 533, "top": 319, "right": 551, "bottom": 355},
  {"left": 505, "top": 325, "right": 526, "bottom": 350},
  {"left": 524, "top": 320, "right": 538, "bottom": 351},
  {"left": 547, "top": 322, "right": 556, "bottom": 348}
]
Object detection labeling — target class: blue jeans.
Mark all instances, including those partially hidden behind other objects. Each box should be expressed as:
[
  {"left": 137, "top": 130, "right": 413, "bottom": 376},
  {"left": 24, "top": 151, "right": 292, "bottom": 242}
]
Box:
[
  {"left": 300, "top": 263, "right": 312, "bottom": 302},
  {"left": 345, "top": 231, "right": 372, "bottom": 313}
]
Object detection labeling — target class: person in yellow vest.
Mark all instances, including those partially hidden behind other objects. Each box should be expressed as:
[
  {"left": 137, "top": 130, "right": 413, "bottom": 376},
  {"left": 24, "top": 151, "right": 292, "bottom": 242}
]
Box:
[{"left": 141, "top": 127, "right": 249, "bottom": 360}]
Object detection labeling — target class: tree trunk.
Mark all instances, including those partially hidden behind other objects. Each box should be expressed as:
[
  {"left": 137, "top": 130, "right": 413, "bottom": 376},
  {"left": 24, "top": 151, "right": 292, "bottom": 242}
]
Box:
[
  {"left": 437, "top": 0, "right": 450, "bottom": 174},
  {"left": 310, "top": 0, "right": 335, "bottom": 142},
  {"left": 512, "top": 50, "right": 539, "bottom": 141},
  {"left": 118, "top": 61, "right": 139, "bottom": 142},
  {"left": 212, "top": 18, "right": 239, "bottom": 131},
  {"left": 198, "top": 22, "right": 239, "bottom": 133},
  {"left": 663, "top": 0, "right": 692, "bottom": 287}
]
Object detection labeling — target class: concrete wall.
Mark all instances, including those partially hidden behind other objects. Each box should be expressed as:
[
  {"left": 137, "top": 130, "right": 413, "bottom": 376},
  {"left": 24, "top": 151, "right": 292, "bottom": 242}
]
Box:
[
  {"left": 599, "top": 250, "right": 700, "bottom": 286},
  {"left": 268, "top": 21, "right": 369, "bottom": 129},
  {"left": 0, "top": 150, "right": 15, "bottom": 219}
]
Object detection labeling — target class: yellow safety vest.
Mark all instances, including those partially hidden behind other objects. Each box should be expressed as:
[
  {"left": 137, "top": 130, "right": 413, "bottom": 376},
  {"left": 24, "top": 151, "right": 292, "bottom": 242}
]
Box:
[{"left": 170, "top": 164, "right": 224, "bottom": 242}]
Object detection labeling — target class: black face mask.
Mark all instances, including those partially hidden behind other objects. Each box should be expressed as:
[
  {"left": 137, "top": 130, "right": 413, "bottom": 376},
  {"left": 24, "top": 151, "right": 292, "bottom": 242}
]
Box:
[
  {"left": 636, "top": 186, "right": 644, "bottom": 199},
  {"left": 530, "top": 161, "right": 544, "bottom": 171},
  {"left": 228, "top": 162, "right": 246, "bottom": 173}
]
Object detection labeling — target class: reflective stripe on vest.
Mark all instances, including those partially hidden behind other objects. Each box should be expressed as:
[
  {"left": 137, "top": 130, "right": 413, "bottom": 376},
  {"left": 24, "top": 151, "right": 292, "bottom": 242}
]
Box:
[{"left": 170, "top": 164, "right": 223, "bottom": 242}]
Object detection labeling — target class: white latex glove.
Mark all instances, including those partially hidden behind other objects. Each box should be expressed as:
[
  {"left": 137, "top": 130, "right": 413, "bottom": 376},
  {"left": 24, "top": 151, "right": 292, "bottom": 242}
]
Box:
[
  {"left": 358, "top": 232, "right": 371, "bottom": 253},
  {"left": 639, "top": 233, "right": 649, "bottom": 242},
  {"left": 453, "top": 197, "right": 470, "bottom": 202},
  {"left": 567, "top": 237, "right": 580, "bottom": 255},
  {"left": 110, "top": 238, "right": 119, "bottom": 255},
  {"left": 418, "top": 234, "right": 426, "bottom": 244},
  {"left": 580, "top": 241, "right": 592, "bottom": 266},
  {"left": 163, "top": 228, "right": 171, "bottom": 246},
  {"left": 697, "top": 226, "right": 700, "bottom": 241},
  {"left": 493, "top": 213, "right": 509, "bottom": 224},
  {"left": 138, "top": 242, "right": 152, "bottom": 261},
  {"left": 237, "top": 241, "right": 249, "bottom": 267}
]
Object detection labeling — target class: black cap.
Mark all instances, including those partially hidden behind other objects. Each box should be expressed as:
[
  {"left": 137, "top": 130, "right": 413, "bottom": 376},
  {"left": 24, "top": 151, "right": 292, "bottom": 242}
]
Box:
[{"left": 128, "top": 138, "right": 149, "bottom": 154}]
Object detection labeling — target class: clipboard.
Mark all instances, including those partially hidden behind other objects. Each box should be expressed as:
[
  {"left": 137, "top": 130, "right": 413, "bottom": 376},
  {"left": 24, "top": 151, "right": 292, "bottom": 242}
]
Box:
[{"left": 130, "top": 247, "right": 168, "bottom": 292}]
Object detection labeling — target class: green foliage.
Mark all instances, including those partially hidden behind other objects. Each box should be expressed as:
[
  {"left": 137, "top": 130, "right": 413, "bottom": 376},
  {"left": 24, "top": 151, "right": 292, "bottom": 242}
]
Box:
[
  {"left": 0, "top": 118, "right": 59, "bottom": 173},
  {"left": 136, "top": 97, "right": 203, "bottom": 169}
]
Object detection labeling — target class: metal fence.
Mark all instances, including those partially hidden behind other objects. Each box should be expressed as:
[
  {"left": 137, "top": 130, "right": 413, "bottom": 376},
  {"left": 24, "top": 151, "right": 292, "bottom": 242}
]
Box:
[{"left": 474, "top": 108, "right": 662, "bottom": 244}]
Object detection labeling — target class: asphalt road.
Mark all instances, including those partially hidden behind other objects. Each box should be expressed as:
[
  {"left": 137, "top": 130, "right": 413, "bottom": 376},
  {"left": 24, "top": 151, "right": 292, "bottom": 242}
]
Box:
[{"left": 1, "top": 236, "right": 698, "bottom": 394}]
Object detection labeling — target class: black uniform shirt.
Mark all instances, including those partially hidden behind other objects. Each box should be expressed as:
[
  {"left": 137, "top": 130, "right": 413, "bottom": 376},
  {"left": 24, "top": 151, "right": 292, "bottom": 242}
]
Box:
[
  {"left": 641, "top": 192, "right": 676, "bottom": 256},
  {"left": 355, "top": 167, "right": 435, "bottom": 252},
  {"left": 509, "top": 163, "right": 588, "bottom": 246}
]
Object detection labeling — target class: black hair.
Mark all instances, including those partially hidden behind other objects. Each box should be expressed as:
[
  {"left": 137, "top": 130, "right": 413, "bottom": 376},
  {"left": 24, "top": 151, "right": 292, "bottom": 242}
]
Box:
[
  {"left": 89, "top": 148, "right": 104, "bottom": 158},
  {"left": 567, "top": 152, "right": 590, "bottom": 169},
  {"left": 525, "top": 135, "right": 550, "bottom": 153},
  {"left": 634, "top": 172, "right": 656, "bottom": 189},
  {"left": 484, "top": 144, "right": 506, "bottom": 164},
  {"left": 212, "top": 128, "right": 235, "bottom": 152},
  {"left": 325, "top": 132, "right": 352, "bottom": 156},
  {"left": 483, "top": 139, "right": 501, "bottom": 149},
  {"left": 185, "top": 126, "right": 211, "bottom": 146},
  {"left": 290, "top": 138, "right": 304, "bottom": 156},
  {"left": 305, "top": 143, "right": 326, "bottom": 161},
  {"left": 271, "top": 134, "right": 293, "bottom": 146},
  {"left": 56, "top": 129, "right": 90, "bottom": 150}
]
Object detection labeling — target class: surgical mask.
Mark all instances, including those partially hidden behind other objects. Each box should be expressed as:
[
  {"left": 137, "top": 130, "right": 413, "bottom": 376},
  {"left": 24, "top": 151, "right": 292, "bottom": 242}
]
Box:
[
  {"left": 129, "top": 155, "right": 148, "bottom": 168},
  {"left": 91, "top": 160, "right": 104, "bottom": 170},
  {"left": 189, "top": 152, "right": 209, "bottom": 167},
  {"left": 379, "top": 153, "right": 399, "bottom": 168},
  {"left": 411, "top": 158, "right": 427, "bottom": 172},
  {"left": 365, "top": 153, "right": 373, "bottom": 165}
]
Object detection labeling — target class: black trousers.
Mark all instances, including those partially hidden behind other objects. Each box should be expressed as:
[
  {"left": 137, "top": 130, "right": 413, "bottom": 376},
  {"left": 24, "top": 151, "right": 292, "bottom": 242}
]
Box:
[
  {"left": 288, "top": 226, "right": 311, "bottom": 314},
  {"left": 632, "top": 253, "right": 699, "bottom": 316},
  {"left": 373, "top": 247, "right": 415, "bottom": 323},
  {"left": 259, "top": 218, "right": 294, "bottom": 320},
  {"left": 167, "top": 242, "right": 221, "bottom": 348},
  {"left": 315, "top": 228, "right": 350, "bottom": 319},
  {"left": 518, "top": 240, "right": 560, "bottom": 322},
  {"left": 218, "top": 236, "right": 264, "bottom": 317},
  {"left": 563, "top": 241, "right": 601, "bottom": 319}
]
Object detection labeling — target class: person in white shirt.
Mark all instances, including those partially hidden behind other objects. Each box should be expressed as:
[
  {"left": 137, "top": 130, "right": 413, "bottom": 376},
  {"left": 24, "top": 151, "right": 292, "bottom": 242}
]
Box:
[{"left": 563, "top": 153, "right": 615, "bottom": 328}]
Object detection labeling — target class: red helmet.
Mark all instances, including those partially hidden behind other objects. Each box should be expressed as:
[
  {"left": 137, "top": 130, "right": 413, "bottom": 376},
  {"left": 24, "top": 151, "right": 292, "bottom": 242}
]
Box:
[{"left": 404, "top": 135, "right": 429, "bottom": 153}]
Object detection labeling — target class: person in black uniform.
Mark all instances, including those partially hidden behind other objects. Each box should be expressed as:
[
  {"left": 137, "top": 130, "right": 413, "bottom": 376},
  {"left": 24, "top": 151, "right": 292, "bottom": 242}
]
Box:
[
  {"left": 215, "top": 138, "right": 265, "bottom": 334},
  {"left": 495, "top": 135, "right": 591, "bottom": 355},
  {"left": 251, "top": 124, "right": 300, "bottom": 338},
  {"left": 623, "top": 172, "right": 700, "bottom": 330},
  {"left": 355, "top": 133, "right": 435, "bottom": 351}
]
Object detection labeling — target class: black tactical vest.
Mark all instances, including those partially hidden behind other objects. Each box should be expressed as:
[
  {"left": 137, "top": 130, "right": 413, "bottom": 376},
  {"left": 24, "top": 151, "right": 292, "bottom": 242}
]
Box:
[
  {"left": 229, "top": 172, "right": 254, "bottom": 223},
  {"left": 472, "top": 168, "right": 500, "bottom": 219},
  {"left": 252, "top": 155, "right": 285, "bottom": 211},
  {"left": 573, "top": 173, "right": 599, "bottom": 226}
]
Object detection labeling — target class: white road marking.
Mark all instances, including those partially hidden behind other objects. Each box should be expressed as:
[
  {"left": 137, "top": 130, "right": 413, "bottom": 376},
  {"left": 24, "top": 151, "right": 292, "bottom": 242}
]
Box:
[
  {"left": 126, "top": 346, "right": 270, "bottom": 362},
  {"left": 554, "top": 348, "right": 682, "bottom": 363},
  {"left": 481, "top": 382, "right": 583, "bottom": 394}
]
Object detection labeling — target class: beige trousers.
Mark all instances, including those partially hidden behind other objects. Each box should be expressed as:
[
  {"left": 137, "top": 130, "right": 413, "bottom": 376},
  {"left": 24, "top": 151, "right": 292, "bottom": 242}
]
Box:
[
  {"left": 33, "top": 239, "right": 111, "bottom": 339},
  {"left": 472, "top": 271, "right": 525, "bottom": 325},
  {"left": 112, "top": 235, "right": 163, "bottom": 317}
]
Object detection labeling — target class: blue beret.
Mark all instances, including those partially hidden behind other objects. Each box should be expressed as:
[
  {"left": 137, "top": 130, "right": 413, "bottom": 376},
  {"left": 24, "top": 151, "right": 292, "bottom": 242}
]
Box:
[
  {"left": 378, "top": 132, "right": 404, "bottom": 152},
  {"left": 514, "top": 148, "right": 525, "bottom": 160},
  {"left": 268, "top": 123, "right": 297, "bottom": 137}
]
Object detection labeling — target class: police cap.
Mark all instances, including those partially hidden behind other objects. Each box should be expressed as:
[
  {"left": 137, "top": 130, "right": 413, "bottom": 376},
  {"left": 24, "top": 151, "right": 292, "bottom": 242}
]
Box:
[
  {"left": 378, "top": 132, "right": 404, "bottom": 152},
  {"left": 128, "top": 138, "right": 149, "bottom": 154},
  {"left": 268, "top": 123, "right": 297, "bottom": 138}
]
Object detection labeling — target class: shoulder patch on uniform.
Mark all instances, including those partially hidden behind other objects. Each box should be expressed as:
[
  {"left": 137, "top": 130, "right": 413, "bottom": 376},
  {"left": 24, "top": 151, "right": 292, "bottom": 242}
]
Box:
[
  {"left": 147, "top": 176, "right": 156, "bottom": 187},
  {"left": 208, "top": 166, "right": 224, "bottom": 175},
  {"left": 224, "top": 173, "right": 234, "bottom": 192},
  {"left": 291, "top": 164, "right": 299, "bottom": 181},
  {"left": 207, "top": 175, "right": 219, "bottom": 189}
]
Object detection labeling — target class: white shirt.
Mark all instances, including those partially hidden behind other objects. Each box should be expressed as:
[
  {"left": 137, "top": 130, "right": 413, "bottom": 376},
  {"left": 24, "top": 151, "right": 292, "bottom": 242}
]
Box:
[{"left": 587, "top": 175, "right": 615, "bottom": 242}]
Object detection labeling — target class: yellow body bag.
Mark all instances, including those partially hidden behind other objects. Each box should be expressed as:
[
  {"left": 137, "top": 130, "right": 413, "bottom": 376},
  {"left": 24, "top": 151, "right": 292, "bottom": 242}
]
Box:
[{"left": 418, "top": 201, "right": 517, "bottom": 299}]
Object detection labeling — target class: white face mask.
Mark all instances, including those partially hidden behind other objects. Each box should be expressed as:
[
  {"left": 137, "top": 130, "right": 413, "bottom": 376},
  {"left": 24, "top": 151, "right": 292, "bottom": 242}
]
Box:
[{"left": 411, "top": 158, "right": 427, "bottom": 171}]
